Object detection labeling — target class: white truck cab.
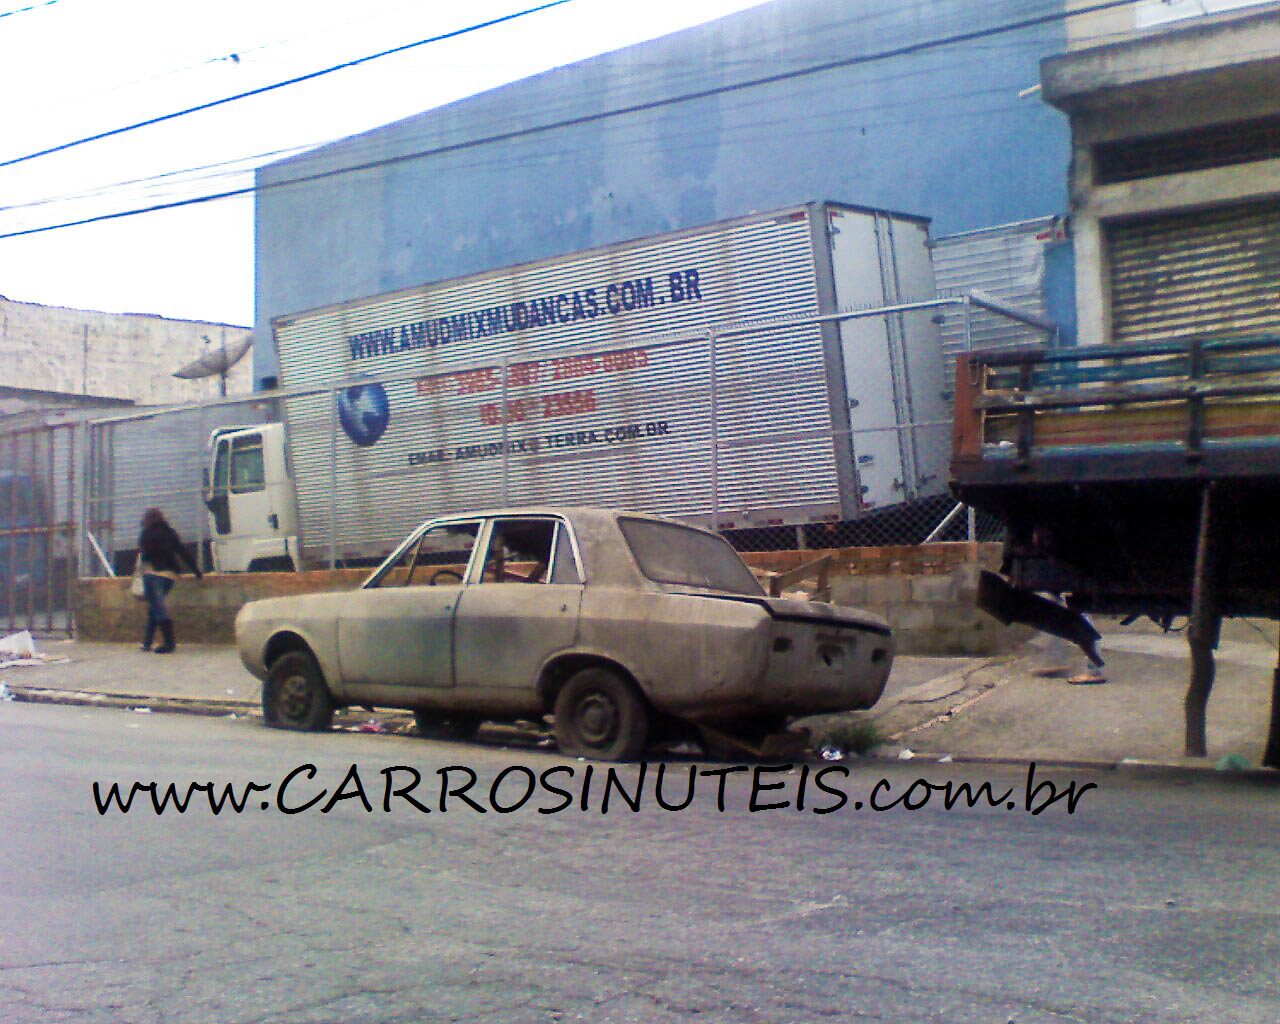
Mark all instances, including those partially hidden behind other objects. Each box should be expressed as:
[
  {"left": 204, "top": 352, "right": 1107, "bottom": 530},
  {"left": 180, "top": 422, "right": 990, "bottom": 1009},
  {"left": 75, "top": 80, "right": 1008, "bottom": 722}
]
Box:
[{"left": 205, "top": 423, "right": 299, "bottom": 572}]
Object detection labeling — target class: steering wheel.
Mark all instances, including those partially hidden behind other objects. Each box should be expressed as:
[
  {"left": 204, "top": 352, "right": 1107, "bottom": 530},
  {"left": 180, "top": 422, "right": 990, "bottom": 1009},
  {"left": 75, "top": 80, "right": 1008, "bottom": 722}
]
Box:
[{"left": 428, "top": 568, "right": 463, "bottom": 586}]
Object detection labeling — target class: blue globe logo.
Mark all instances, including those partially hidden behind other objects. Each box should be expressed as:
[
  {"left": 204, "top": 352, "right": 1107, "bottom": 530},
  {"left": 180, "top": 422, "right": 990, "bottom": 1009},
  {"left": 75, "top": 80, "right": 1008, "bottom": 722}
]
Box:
[{"left": 338, "top": 382, "right": 391, "bottom": 447}]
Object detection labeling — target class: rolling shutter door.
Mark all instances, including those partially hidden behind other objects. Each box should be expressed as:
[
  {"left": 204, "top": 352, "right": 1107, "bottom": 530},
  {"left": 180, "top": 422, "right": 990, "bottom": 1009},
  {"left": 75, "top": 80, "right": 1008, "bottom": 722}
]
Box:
[{"left": 1108, "top": 200, "right": 1280, "bottom": 345}]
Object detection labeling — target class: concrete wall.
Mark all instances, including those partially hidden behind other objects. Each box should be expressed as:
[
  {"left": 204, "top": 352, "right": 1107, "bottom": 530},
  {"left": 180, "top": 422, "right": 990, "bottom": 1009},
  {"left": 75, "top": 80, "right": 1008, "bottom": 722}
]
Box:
[
  {"left": 77, "top": 569, "right": 369, "bottom": 645},
  {"left": 1066, "top": 0, "right": 1277, "bottom": 49},
  {"left": 254, "top": 0, "right": 1071, "bottom": 387},
  {"left": 1045, "top": 8, "right": 1280, "bottom": 344},
  {"left": 0, "top": 297, "right": 253, "bottom": 406},
  {"left": 76, "top": 542, "right": 1025, "bottom": 656},
  {"left": 746, "top": 542, "right": 1022, "bottom": 656}
]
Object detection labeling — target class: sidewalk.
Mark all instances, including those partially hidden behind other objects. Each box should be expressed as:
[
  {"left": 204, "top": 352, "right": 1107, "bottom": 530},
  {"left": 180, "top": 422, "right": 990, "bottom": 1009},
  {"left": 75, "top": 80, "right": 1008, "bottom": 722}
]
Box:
[
  {"left": 860, "top": 620, "right": 1277, "bottom": 771},
  {"left": 2, "top": 624, "right": 1276, "bottom": 772},
  {"left": 1, "top": 638, "right": 260, "bottom": 717}
]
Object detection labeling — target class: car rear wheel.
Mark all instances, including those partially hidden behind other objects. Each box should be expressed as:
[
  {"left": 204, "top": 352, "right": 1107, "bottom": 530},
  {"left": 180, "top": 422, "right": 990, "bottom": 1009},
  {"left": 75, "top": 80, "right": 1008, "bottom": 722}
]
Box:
[
  {"left": 553, "top": 667, "right": 649, "bottom": 761},
  {"left": 263, "top": 651, "right": 334, "bottom": 731}
]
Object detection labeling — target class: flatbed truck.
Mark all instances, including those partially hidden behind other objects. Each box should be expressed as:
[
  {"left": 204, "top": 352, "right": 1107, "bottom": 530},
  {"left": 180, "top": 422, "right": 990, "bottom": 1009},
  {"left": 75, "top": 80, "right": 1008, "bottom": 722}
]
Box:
[{"left": 951, "top": 334, "right": 1280, "bottom": 766}]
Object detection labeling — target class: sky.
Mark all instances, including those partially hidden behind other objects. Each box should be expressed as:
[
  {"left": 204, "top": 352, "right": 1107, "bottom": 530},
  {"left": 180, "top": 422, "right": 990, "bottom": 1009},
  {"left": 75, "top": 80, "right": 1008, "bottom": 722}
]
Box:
[{"left": 0, "top": 0, "right": 773, "bottom": 328}]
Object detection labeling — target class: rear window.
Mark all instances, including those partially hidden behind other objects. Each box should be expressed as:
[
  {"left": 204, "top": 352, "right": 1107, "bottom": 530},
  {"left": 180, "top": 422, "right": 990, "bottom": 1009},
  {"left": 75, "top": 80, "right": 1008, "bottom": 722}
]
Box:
[{"left": 619, "top": 518, "right": 763, "bottom": 596}]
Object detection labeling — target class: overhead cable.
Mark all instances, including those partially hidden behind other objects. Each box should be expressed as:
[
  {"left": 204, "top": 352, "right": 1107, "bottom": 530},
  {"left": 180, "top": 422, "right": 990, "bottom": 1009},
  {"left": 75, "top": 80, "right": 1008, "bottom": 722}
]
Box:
[
  {"left": 0, "top": 0, "right": 58, "bottom": 19},
  {"left": 0, "top": 0, "right": 1146, "bottom": 240},
  {"left": 0, "top": 0, "right": 571, "bottom": 170}
]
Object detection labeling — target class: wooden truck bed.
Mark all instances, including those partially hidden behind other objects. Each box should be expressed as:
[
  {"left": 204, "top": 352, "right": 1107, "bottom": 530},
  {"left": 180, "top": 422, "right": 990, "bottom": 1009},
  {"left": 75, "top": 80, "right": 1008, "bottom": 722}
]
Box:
[
  {"left": 950, "top": 335, "right": 1280, "bottom": 768},
  {"left": 952, "top": 335, "right": 1280, "bottom": 486},
  {"left": 950, "top": 336, "right": 1280, "bottom": 620}
]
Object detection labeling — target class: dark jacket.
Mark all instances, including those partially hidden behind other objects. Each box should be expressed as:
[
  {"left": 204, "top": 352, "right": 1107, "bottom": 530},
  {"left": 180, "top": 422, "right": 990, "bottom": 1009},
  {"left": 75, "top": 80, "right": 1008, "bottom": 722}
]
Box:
[{"left": 139, "top": 521, "right": 202, "bottom": 577}]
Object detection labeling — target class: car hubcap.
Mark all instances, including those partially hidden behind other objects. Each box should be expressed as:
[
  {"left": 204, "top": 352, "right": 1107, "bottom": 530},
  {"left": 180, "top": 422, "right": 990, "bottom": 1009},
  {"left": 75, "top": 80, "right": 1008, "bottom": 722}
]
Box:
[
  {"left": 577, "top": 692, "right": 617, "bottom": 745},
  {"left": 279, "top": 674, "right": 311, "bottom": 719}
]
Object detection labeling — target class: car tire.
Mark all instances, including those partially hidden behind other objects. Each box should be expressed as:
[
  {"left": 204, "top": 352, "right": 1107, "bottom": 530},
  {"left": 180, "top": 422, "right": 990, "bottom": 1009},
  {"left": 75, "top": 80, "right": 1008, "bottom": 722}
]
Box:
[
  {"left": 414, "top": 709, "right": 481, "bottom": 741},
  {"left": 553, "top": 667, "right": 649, "bottom": 761},
  {"left": 263, "top": 651, "right": 334, "bottom": 732}
]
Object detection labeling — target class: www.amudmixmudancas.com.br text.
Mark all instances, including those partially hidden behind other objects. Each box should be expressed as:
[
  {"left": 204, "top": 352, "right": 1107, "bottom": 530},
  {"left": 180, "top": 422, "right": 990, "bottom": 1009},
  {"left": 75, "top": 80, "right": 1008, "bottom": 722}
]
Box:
[{"left": 92, "top": 762, "right": 1096, "bottom": 818}]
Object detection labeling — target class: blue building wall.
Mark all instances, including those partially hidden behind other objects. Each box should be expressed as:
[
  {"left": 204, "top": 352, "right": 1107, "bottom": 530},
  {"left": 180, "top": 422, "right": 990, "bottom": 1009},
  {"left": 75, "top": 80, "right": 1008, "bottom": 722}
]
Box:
[{"left": 255, "top": 0, "right": 1071, "bottom": 386}]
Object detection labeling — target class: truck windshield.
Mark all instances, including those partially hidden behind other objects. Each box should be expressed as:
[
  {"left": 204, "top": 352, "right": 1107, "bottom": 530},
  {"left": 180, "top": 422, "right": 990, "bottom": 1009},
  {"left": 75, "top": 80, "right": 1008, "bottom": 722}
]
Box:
[{"left": 618, "top": 517, "right": 763, "bottom": 596}]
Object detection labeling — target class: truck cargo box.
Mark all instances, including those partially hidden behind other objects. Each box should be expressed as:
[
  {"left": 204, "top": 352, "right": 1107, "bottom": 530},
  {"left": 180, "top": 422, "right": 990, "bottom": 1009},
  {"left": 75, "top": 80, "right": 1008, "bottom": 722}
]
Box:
[{"left": 273, "top": 202, "right": 949, "bottom": 564}]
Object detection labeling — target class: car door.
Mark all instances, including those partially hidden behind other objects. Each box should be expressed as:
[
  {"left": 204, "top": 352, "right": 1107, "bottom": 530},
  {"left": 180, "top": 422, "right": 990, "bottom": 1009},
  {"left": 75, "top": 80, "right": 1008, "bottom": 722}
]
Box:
[
  {"left": 452, "top": 517, "right": 583, "bottom": 693},
  {"left": 337, "top": 521, "right": 480, "bottom": 691}
]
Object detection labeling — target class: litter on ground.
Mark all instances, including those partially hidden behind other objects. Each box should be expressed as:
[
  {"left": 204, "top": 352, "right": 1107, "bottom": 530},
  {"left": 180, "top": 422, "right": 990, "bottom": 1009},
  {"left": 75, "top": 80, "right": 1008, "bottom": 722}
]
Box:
[{"left": 0, "top": 630, "right": 71, "bottom": 669}]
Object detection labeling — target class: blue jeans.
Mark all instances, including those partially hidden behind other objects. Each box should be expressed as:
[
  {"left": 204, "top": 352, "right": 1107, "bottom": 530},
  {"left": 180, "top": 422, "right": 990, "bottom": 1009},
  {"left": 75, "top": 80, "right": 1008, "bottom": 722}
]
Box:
[{"left": 142, "top": 574, "right": 175, "bottom": 646}]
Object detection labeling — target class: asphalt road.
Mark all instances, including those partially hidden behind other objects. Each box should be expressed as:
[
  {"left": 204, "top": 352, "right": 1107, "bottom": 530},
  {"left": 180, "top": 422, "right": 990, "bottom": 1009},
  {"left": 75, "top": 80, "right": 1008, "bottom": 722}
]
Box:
[{"left": 2, "top": 702, "right": 1278, "bottom": 1024}]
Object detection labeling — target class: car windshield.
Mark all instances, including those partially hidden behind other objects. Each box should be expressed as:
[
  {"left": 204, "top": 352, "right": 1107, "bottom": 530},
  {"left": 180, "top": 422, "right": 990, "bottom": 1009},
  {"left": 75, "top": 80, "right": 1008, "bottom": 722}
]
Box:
[
  {"left": 619, "top": 517, "right": 763, "bottom": 596},
  {"left": 364, "top": 521, "right": 479, "bottom": 588}
]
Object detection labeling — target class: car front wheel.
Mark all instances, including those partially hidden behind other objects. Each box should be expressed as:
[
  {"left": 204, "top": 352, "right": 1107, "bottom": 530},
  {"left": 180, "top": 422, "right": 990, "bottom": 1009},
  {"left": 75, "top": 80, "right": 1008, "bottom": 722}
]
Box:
[
  {"left": 263, "top": 650, "right": 334, "bottom": 731},
  {"left": 553, "top": 667, "right": 649, "bottom": 761}
]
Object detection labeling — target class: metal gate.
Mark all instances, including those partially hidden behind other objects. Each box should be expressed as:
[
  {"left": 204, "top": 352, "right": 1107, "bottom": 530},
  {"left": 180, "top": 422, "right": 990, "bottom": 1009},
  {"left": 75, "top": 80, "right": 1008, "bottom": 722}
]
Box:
[
  {"left": 1108, "top": 199, "right": 1280, "bottom": 345},
  {"left": 0, "top": 422, "right": 80, "bottom": 636}
]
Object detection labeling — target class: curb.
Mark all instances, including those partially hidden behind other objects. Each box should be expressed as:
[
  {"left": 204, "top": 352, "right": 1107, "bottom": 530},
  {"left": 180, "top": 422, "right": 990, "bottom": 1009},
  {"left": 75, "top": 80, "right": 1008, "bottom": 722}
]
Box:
[
  {"left": 865, "top": 749, "right": 1280, "bottom": 783},
  {"left": 7, "top": 685, "right": 257, "bottom": 719},
  {"left": 10, "top": 683, "right": 1279, "bottom": 780}
]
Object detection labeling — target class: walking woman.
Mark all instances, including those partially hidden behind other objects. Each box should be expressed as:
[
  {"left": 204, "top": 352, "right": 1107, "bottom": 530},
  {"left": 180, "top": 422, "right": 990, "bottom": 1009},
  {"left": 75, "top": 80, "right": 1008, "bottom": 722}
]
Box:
[{"left": 137, "top": 508, "right": 202, "bottom": 653}]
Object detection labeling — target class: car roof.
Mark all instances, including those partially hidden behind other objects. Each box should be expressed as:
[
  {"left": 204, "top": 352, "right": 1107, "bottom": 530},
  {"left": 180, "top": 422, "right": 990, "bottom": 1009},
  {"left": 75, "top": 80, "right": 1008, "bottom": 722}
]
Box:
[
  {"left": 418, "top": 506, "right": 726, "bottom": 588},
  {"left": 428, "top": 505, "right": 704, "bottom": 530}
]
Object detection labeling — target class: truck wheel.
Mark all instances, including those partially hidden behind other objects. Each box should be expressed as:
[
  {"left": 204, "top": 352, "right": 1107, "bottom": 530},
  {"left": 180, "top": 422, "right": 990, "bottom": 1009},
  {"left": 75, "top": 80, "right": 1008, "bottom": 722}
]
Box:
[
  {"left": 263, "top": 651, "right": 334, "bottom": 731},
  {"left": 414, "top": 709, "right": 481, "bottom": 741},
  {"left": 553, "top": 667, "right": 648, "bottom": 761}
]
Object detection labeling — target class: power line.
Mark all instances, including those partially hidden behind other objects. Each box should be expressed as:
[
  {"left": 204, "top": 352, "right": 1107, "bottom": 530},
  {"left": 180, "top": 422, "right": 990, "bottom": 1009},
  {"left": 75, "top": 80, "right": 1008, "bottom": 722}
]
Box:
[
  {"left": 1, "top": 0, "right": 1056, "bottom": 196},
  {"left": 0, "top": 0, "right": 571, "bottom": 171},
  {"left": 0, "top": 0, "right": 1146, "bottom": 240},
  {"left": 2, "top": 31, "right": 1050, "bottom": 217},
  {"left": 0, "top": 0, "right": 58, "bottom": 19},
  {"left": 27, "top": 0, "right": 472, "bottom": 119}
]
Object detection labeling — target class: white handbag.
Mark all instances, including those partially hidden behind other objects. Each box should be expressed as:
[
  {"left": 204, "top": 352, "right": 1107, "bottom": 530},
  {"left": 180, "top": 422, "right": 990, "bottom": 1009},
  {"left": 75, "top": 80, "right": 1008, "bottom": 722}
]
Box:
[{"left": 130, "top": 562, "right": 147, "bottom": 600}]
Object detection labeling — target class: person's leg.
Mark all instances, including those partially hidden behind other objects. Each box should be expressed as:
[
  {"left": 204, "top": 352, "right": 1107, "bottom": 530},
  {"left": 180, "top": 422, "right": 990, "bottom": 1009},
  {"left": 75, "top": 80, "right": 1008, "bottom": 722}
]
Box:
[
  {"left": 141, "top": 575, "right": 164, "bottom": 650},
  {"left": 153, "top": 578, "right": 177, "bottom": 653}
]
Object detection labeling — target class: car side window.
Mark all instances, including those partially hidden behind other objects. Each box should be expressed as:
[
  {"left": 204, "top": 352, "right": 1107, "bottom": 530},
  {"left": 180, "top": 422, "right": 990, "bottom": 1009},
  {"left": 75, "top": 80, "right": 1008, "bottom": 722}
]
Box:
[
  {"left": 550, "top": 523, "right": 582, "bottom": 584},
  {"left": 478, "top": 519, "right": 558, "bottom": 584},
  {"left": 379, "top": 523, "right": 478, "bottom": 588}
]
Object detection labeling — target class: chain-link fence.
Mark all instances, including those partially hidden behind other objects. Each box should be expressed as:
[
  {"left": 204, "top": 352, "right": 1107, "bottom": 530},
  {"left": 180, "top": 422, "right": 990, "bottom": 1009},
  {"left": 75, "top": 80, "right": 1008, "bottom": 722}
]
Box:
[
  {"left": 81, "top": 394, "right": 281, "bottom": 575},
  {"left": 60, "top": 296, "right": 1037, "bottom": 583},
  {"left": 721, "top": 495, "right": 1006, "bottom": 554}
]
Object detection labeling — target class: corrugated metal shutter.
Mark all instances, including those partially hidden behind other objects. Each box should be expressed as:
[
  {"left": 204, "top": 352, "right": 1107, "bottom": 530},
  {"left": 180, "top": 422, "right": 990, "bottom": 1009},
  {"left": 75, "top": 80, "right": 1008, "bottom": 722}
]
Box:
[{"left": 1108, "top": 200, "right": 1280, "bottom": 345}]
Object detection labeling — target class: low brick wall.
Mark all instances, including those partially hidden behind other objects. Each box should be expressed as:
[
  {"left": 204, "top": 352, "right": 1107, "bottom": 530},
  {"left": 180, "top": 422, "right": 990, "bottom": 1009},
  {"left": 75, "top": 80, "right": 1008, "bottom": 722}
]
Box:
[
  {"left": 744, "top": 542, "right": 1024, "bottom": 656},
  {"left": 77, "top": 542, "right": 1026, "bottom": 655},
  {"left": 76, "top": 569, "right": 369, "bottom": 645}
]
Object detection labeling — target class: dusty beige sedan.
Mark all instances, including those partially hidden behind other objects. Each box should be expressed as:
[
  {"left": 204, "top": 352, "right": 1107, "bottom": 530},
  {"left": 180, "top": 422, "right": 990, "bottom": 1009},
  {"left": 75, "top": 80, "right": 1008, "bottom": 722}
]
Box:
[{"left": 236, "top": 507, "right": 893, "bottom": 759}]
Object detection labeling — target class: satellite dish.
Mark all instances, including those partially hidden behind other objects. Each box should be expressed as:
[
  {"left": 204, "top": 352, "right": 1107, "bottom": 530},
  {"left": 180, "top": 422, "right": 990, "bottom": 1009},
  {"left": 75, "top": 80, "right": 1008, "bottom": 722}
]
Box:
[{"left": 173, "top": 333, "right": 253, "bottom": 379}]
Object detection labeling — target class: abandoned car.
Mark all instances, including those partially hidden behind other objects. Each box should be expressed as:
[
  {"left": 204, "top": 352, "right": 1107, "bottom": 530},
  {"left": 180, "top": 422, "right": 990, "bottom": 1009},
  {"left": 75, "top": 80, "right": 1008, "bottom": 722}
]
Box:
[{"left": 235, "top": 507, "right": 894, "bottom": 759}]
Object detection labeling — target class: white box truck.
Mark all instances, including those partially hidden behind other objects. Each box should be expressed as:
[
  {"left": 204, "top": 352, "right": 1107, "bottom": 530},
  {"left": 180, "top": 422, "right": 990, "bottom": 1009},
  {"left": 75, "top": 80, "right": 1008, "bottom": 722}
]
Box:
[{"left": 210, "top": 201, "right": 950, "bottom": 570}]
